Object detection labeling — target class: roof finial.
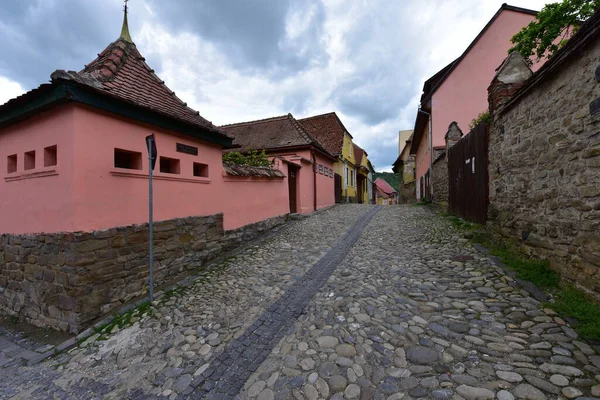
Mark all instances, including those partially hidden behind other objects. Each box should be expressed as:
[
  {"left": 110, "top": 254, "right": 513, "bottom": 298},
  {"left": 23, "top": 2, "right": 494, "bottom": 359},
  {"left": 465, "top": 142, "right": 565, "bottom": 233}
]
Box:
[{"left": 120, "top": 0, "right": 133, "bottom": 43}]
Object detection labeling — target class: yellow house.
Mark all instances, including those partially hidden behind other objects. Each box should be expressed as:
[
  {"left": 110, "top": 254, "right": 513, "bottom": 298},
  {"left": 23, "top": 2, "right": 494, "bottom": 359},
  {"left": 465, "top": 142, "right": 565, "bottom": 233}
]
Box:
[
  {"left": 353, "top": 144, "right": 373, "bottom": 204},
  {"left": 299, "top": 112, "right": 364, "bottom": 203}
]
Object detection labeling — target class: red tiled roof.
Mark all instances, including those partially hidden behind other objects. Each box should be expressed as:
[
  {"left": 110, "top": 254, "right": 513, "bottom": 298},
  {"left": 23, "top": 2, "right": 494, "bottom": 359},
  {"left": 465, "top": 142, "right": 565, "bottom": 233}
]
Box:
[
  {"left": 298, "top": 112, "right": 352, "bottom": 157},
  {"left": 50, "top": 38, "right": 229, "bottom": 138},
  {"left": 353, "top": 143, "right": 368, "bottom": 166},
  {"left": 375, "top": 178, "right": 397, "bottom": 195},
  {"left": 220, "top": 114, "right": 332, "bottom": 155}
]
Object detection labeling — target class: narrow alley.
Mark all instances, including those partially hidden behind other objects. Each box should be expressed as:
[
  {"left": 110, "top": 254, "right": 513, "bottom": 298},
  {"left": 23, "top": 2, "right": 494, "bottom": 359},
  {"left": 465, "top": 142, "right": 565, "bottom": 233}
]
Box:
[{"left": 1, "top": 205, "right": 599, "bottom": 400}]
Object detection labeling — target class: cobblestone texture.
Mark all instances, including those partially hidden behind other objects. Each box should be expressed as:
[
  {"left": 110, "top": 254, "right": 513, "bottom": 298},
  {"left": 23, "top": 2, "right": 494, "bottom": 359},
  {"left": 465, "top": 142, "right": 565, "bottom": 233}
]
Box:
[{"left": 1, "top": 205, "right": 600, "bottom": 400}]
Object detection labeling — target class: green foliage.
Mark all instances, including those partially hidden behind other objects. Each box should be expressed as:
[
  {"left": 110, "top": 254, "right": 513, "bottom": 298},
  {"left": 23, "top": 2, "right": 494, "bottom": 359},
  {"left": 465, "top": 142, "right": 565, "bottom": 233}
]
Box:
[
  {"left": 466, "top": 226, "right": 600, "bottom": 340},
  {"left": 471, "top": 231, "right": 560, "bottom": 288},
  {"left": 223, "top": 149, "right": 270, "bottom": 167},
  {"left": 550, "top": 286, "right": 600, "bottom": 339},
  {"left": 509, "top": 0, "right": 600, "bottom": 65},
  {"left": 374, "top": 172, "right": 400, "bottom": 192},
  {"left": 469, "top": 110, "right": 490, "bottom": 130}
]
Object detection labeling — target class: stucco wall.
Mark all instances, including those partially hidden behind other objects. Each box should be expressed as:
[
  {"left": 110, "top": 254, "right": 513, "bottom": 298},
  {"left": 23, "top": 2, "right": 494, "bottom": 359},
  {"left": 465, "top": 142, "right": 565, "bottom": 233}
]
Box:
[
  {"left": 0, "top": 106, "right": 77, "bottom": 234},
  {"left": 72, "top": 106, "right": 226, "bottom": 231},
  {"left": 488, "top": 35, "right": 600, "bottom": 301},
  {"left": 1, "top": 105, "right": 302, "bottom": 234},
  {"left": 314, "top": 152, "right": 335, "bottom": 209}
]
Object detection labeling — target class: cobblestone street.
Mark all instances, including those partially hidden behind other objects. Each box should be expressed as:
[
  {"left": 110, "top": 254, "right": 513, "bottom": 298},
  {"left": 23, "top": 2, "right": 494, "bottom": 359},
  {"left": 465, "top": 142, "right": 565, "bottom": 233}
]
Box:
[{"left": 1, "top": 204, "right": 600, "bottom": 400}]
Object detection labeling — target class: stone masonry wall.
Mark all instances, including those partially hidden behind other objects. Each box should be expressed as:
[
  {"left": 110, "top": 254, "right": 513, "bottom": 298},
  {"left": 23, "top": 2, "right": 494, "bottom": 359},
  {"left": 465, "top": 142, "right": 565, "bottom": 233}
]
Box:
[
  {"left": 0, "top": 213, "right": 287, "bottom": 333},
  {"left": 431, "top": 154, "right": 449, "bottom": 210},
  {"left": 488, "top": 36, "right": 600, "bottom": 301}
]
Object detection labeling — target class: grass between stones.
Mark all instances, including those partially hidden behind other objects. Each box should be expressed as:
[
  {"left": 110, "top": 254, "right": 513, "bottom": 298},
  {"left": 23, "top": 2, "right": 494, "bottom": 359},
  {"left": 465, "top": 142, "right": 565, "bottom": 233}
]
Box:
[{"left": 440, "top": 212, "right": 600, "bottom": 340}]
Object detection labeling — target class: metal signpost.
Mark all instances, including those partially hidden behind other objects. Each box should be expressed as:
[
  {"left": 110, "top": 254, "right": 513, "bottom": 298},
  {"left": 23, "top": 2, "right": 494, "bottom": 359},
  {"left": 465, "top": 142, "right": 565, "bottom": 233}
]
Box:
[{"left": 146, "top": 133, "right": 157, "bottom": 302}]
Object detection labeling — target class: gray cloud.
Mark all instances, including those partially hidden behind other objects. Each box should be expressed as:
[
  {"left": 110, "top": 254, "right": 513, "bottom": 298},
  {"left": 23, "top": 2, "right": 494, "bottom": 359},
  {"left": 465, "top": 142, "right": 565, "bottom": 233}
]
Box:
[
  {"left": 0, "top": 0, "right": 548, "bottom": 172},
  {"left": 0, "top": 0, "right": 130, "bottom": 90},
  {"left": 146, "top": 0, "right": 328, "bottom": 76}
]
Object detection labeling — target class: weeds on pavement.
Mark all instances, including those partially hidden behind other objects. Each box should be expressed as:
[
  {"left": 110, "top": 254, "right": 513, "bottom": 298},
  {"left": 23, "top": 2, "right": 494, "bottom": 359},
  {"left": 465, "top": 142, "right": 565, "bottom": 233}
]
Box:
[{"left": 442, "top": 213, "right": 600, "bottom": 340}]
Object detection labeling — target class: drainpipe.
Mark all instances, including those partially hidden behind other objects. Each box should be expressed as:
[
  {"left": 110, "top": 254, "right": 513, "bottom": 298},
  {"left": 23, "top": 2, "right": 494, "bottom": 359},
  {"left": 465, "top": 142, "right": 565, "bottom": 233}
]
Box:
[
  {"left": 418, "top": 108, "right": 433, "bottom": 201},
  {"left": 311, "top": 149, "right": 317, "bottom": 211}
]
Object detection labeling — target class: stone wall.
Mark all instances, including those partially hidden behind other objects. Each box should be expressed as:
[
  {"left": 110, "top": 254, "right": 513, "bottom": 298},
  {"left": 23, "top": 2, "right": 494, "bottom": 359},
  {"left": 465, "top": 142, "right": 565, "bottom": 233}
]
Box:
[
  {"left": 488, "top": 36, "right": 600, "bottom": 301},
  {"left": 0, "top": 214, "right": 287, "bottom": 333},
  {"left": 431, "top": 154, "right": 449, "bottom": 210}
]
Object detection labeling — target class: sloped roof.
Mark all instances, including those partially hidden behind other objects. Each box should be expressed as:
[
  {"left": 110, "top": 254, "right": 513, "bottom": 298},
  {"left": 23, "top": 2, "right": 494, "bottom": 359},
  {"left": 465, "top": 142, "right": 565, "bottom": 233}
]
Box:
[
  {"left": 502, "top": 7, "right": 600, "bottom": 113},
  {"left": 0, "top": 10, "right": 232, "bottom": 146},
  {"left": 420, "top": 4, "right": 538, "bottom": 104},
  {"left": 420, "top": 60, "right": 457, "bottom": 103},
  {"left": 53, "top": 37, "right": 229, "bottom": 138},
  {"left": 220, "top": 113, "right": 333, "bottom": 156},
  {"left": 353, "top": 143, "right": 366, "bottom": 166},
  {"left": 375, "top": 178, "right": 397, "bottom": 195},
  {"left": 298, "top": 112, "right": 352, "bottom": 156}
]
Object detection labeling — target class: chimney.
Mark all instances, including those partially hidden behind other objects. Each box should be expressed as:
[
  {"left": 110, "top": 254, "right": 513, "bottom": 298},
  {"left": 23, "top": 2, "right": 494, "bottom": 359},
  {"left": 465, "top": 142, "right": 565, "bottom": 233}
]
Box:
[
  {"left": 488, "top": 51, "right": 533, "bottom": 116},
  {"left": 445, "top": 122, "right": 463, "bottom": 153}
]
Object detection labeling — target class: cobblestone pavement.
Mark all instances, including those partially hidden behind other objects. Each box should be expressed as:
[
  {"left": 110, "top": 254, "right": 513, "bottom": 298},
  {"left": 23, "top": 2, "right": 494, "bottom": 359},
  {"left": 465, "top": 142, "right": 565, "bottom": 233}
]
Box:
[{"left": 2, "top": 205, "right": 600, "bottom": 400}]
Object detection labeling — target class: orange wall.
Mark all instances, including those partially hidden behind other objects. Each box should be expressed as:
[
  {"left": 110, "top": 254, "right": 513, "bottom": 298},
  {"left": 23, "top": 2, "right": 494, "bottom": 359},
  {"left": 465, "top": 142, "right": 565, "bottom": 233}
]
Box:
[{"left": 0, "top": 106, "right": 77, "bottom": 233}]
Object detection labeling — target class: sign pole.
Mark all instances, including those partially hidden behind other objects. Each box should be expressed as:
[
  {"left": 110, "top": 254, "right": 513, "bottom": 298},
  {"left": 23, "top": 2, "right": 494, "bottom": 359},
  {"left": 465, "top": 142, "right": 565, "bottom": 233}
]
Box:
[{"left": 146, "top": 134, "right": 157, "bottom": 302}]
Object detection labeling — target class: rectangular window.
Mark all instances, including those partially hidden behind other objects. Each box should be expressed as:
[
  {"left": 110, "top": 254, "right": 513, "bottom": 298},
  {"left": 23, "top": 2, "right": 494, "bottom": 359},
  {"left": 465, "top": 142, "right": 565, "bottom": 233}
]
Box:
[
  {"left": 160, "top": 156, "right": 180, "bottom": 174},
  {"left": 193, "top": 162, "right": 209, "bottom": 178},
  {"left": 24, "top": 151, "right": 35, "bottom": 170},
  {"left": 44, "top": 145, "right": 57, "bottom": 167},
  {"left": 114, "top": 149, "right": 142, "bottom": 170},
  {"left": 7, "top": 154, "right": 17, "bottom": 173}
]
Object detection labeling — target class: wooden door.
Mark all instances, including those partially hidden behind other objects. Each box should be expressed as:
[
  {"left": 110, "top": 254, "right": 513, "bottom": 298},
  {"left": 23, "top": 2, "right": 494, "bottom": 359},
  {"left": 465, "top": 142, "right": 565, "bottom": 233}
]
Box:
[
  {"left": 334, "top": 173, "right": 342, "bottom": 203},
  {"left": 288, "top": 166, "right": 298, "bottom": 213},
  {"left": 448, "top": 122, "right": 489, "bottom": 224}
]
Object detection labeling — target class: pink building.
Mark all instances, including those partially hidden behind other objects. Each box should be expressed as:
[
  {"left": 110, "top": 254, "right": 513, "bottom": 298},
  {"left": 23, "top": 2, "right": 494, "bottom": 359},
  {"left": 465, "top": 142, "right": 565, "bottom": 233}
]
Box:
[
  {"left": 0, "top": 10, "right": 298, "bottom": 332},
  {"left": 221, "top": 114, "right": 336, "bottom": 214},
  {"left": 0, "top": 11, "right": 290, "bottom": 235},
  {"left": 409, "top": 4, "right": 544, "bottom": 200}
]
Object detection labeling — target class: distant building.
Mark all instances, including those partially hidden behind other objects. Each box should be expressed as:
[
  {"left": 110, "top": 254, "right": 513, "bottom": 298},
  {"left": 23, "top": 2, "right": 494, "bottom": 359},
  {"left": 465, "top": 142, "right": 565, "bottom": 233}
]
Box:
[
  {"left": 374, "top": 178, "right": 398, "bottom": 205},
  {"left": 299, "top": 112, "right": 373, "bottom": 204},
  {"left": 392, "top": 131, "right": 416, "bottom": 203}
]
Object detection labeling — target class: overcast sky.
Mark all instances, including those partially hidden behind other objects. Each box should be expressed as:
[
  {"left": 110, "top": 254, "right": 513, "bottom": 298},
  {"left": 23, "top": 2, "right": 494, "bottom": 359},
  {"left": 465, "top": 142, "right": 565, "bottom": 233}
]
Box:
[{"left": 0, "top": 0, "right": 551, "bottom": 171}]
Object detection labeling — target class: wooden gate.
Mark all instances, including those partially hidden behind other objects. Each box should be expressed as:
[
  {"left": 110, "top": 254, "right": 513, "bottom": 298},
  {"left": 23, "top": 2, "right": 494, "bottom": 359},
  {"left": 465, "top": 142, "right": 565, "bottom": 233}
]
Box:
[
  {"left": 334, "top": 173, "right": 342, "bottom": 203},
  {"left": 448, "top": 122, "right": 489, "bottom": 225}
]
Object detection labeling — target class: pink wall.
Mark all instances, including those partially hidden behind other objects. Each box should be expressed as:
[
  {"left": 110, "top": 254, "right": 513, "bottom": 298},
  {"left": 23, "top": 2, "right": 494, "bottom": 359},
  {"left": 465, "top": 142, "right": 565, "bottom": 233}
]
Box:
[
  {"left": 415, "top": 9, "right": 542, "bottom": 194},
  {"left": 314, "top": 152, "right": 335, "bottom": 209},
  {"left": 221, "top": 162, "right": 290, "bottom": 230},
  {"left": 0, "top": 106, "right": 77, "bottom": 233},
  {"left": 1, "top": 105, "right": 332, "bottom": 234},
  {"left": 72, "top": 105, "right": 226, "bottom": 231},
  {"left": 269, "top": 149, "right": 335, "bottom": 214}
]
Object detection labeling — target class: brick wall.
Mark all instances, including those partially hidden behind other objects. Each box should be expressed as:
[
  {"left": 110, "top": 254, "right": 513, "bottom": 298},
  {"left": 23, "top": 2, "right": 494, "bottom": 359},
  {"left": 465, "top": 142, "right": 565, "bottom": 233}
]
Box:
[
  {"left": 488, "top": 38, "right": 600, "bottom": 301},
  {"left": 0, "top": 214, "right": 287, "bottom": 333}
]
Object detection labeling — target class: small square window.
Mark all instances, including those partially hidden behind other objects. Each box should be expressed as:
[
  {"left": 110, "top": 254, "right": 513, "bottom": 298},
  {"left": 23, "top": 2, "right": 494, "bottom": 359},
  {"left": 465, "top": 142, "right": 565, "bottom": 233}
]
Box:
[
  {"left": 160, "top": 157, "right": 180, "bottom": 174},
  {"left": 7, "top": 154, "right": 17, "bottom": 174},
  {"left": 114, "top": 148, "right": 142, "bottom": 170},
  {"left": 193, "top": 162, "right": 209, "bottom": 178},
  {"left": 24, "top": 151, "right": 35, "bottom": 170},
  {"left": 44, "top": 145, "right": 57, "bottom": 167}
]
